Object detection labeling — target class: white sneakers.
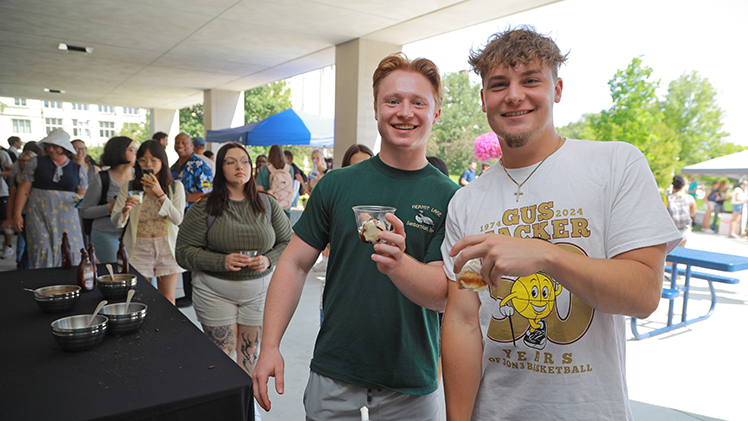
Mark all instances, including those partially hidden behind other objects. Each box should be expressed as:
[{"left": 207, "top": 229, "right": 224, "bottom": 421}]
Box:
[{"left": 1, "top": 245, "right": 13, "bottom": 260}]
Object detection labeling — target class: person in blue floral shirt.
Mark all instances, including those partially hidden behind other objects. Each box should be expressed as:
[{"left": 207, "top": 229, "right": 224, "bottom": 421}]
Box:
[
  {"left": 171, "top": 132, "right": 213, "bottom": 307},
  {"left": 171, "top": 133, "right": 213, "bottom": 209}
]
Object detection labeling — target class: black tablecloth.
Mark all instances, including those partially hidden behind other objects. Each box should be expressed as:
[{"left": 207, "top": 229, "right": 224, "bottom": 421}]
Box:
[{"left": 0, "top": 266, "right": 254, "bottom": 421}]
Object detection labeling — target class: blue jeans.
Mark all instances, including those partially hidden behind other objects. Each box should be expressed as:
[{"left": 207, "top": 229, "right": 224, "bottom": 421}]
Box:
[
  {"left": 90, "top": 229, "right": 121, "bottom": 264},
  {"left": 16, "top": 230, "right": 25, "bottom": 264},
  {"left": 711, "top": 202, "right": 724, "bottom": 232}
]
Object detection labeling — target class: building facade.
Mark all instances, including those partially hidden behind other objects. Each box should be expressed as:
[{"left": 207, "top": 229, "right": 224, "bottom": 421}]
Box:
[{"left": 1, "top": 97, "right": 147, "bottom": 147}]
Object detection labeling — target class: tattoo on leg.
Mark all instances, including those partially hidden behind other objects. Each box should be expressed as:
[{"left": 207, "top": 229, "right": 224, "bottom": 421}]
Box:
[
  {"left": 203, "top": 325, "right": 234, "bottom": 355},
  {"left": 240, "top": 328, "right": 262, "bottom": 374}
]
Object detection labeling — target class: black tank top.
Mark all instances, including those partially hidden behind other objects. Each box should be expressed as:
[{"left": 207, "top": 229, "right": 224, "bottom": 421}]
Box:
[{"left": 32, "top": 155, "right": 81, "bottom": 192}]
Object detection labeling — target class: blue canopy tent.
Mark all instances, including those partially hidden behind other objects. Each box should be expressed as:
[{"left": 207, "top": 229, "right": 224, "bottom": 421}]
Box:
[{"left": 205, "top": 108, "right": 334, "bottom": 147}]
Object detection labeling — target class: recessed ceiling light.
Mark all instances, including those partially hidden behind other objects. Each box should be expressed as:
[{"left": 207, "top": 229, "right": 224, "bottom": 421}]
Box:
[
  {"left": 58, "top": 43, "right": 93, "bottom": 54},
  {"left": 44, "top": 88, "right": 65, "bottom": 94}
]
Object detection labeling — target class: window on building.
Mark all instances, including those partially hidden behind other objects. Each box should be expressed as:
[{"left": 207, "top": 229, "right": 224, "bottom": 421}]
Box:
[
  {"left": 99, "top": 121, "right": 115, "bottom": 138},
  {"left": 44, "top": 101, "right": 63, "bottom": 109},
  {"left": 14, "top": 98, "right": 27, "bottom": 106},
  {"left": 12, "top": 119, "right": 32, "bottom": 134},
  {"left": 123, "top": 107, "right": 138, "bottom": 115},
  {"left": 98, "top": 105, "right": 114, "bottom": 113},
  {"left": 73, "top": 119, "right": 90, "bottom": 137},
  {"left": 45, "top": 118, "right": 64, "bottom": 134},
  {"left": 72, "top": 103, "right": 89, "bottom": 111}
]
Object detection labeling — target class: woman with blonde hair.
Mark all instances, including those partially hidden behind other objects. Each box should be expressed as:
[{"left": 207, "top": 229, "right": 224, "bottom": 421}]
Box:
[{"left": 305, "top": 149, "right": 328, "bottom": 194}]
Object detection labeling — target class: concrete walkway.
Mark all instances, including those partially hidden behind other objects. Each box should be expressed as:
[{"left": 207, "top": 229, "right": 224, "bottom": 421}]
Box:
[{"left": 4, "top": 231, "right": 745, "bottom": 420}]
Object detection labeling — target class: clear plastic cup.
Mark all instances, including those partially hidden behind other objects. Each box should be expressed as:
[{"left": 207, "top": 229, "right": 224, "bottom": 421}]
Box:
[
  {"left": 456, "top": 258, "right": 487, "bottom": 291},
  {"left": 352, "top": 206, "right": 396, "bottom": 244},
  {"left": 240, "top": 250, "right": 258, "bottom": 258},
  {"left": 128, "top": 190, "right": 144, "bottom": 204}
]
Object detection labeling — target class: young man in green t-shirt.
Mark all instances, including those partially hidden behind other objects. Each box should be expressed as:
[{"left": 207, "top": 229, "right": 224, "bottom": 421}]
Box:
[{"left": 253, "top": 53, "right": 459, "bottom": 420}]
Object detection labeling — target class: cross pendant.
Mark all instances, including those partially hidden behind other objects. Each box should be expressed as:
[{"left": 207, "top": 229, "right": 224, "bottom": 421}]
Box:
[{"left": 514, "top": 186, "right": 523, "bottom": 202}]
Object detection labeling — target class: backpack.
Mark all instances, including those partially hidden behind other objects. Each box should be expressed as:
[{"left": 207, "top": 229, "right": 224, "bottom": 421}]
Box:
[
  {"left": 267, "top": 163, "right": 294, "bottom": 209},
  {"left": 0, "top": 147, "right": 16, "bottom": 163},
  {"left": 666, "top": 193, "right": 691, "bottom": 230},
  {"left": 82, "top": 170, "right": 110, "bottom": 236}
]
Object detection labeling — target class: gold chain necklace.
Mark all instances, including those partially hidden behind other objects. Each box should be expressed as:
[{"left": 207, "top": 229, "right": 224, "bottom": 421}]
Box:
[{"left": 499, "top": 137, "right": 563, "bottom": 202}]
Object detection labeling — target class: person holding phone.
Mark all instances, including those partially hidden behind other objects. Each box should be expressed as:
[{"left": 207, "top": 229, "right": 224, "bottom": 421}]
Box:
[{"left": 111, "top": 140, "right": 186, "bottom": 304}]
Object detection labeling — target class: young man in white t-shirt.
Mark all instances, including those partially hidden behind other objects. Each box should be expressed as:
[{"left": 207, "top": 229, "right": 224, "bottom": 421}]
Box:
[{"left": 440, "top": 26, "right": 683, "bottom": 420}]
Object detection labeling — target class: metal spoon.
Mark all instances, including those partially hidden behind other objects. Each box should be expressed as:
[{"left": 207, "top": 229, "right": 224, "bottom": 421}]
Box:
[
  {"left": 124, "top": 289, "right": 135, "bottom": 313},
  {"left": 87, "top": 300, "right": 108, "bottom": 327},
  {"left": 106, "top": 263, "right": 116, "bottom": 281},
  {"left": 23, "top": 288, "right": 36, "bottom": 293}
]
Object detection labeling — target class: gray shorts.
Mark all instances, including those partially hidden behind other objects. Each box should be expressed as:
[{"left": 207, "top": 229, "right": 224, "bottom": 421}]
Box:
[
  {"left": 303, "top": 371, "right": 439, "bottom": 421},
  {"left": 192, "top": 270, "right": 270, "bottom": 327}
]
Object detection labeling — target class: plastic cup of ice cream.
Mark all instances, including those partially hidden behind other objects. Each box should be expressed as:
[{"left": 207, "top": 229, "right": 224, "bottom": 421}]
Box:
[
  {"left": 456, "top": 258, "right": 487, "bottom": 291},
  {"left": 128, "top": 190, "right": 144, "bottom": 204},
  {"left": 352, "top": 206, "right": 396, "bottom": 244}
]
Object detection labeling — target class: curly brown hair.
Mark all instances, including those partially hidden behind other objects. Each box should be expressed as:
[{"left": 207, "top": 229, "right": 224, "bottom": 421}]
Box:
[
  {"left": 372, "top": 52, "right": 443, "bottom": 110},
  {"left": 469, "top": 25, "right": 568, "bottom": 82}
]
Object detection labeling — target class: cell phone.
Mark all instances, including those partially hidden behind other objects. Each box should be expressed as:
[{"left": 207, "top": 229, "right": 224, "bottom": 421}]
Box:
[{"left": 143, "top": 168, "right": 154, "bottom": 176}]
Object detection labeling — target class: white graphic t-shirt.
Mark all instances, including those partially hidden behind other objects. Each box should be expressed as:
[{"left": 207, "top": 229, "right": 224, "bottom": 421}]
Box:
[{"left": 442, "top": 139, "right": 682, "bottom": 420}]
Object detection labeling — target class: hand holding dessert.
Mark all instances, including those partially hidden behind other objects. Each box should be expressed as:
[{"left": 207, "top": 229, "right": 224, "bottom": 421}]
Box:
[{"left": 370, "top": 213, "right": 406, "bottom": 276}]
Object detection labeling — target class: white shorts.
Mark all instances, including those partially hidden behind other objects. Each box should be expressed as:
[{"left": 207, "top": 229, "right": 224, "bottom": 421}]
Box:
[
  {"left": 130, "top": 236, "right": 185, "bottom": 278},
  {"left": 192, "top": 270, "right": 271, "bottom": 327}
]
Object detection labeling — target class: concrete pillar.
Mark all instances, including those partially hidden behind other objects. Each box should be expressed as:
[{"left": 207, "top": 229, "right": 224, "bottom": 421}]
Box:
[
  {"left": 203, "top": 89, "right": 244, "bottom": 152},
  {"left": 334, "top": 39, "right": 401, "bottom": 168},
  {"left": 151, "top": 108, "right": 179, "bottom": 165}
]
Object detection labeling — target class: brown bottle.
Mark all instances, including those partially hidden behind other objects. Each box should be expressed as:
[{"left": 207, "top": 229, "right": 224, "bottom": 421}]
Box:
[
  {"left": 60, "top": 232, "right": 72, "bottom": 269},
  {"left": 117, "top": 237, "right": 129, "bottom": 274},
  {"left": 87, "top": 242, "right": 97, "bottom": 280},
  {"left": 78, "top": 248, "right": 95, "bottom": 291}
]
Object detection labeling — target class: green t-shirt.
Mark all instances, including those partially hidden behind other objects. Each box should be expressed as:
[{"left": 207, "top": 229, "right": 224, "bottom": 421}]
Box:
[
  {"left": 293, "top": 155, "right": 458, "bottom": 394},
  {"left": 257, "top": 165, "right": 270, "bottom": 190}
]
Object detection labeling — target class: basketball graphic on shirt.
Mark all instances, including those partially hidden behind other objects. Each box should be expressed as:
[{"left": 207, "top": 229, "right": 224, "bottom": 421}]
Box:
[{"left": 487, "top": 242, "right": 594, "bottom": 346}]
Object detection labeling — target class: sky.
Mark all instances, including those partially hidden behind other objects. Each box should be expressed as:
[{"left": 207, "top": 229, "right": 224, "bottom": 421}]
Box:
[{"left": 402, "top": 0, "right": 748, "bottom": 146}]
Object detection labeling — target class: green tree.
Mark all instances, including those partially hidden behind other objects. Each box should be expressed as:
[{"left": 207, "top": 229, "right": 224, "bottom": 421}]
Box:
[
  {"left": 427, "top": 71, "right": 491, "bottom": 175},
  {"left": 591, "top": 57, "right": 679, "bottom": 186},
  {"left": 118, "top": 110, "right": 151, "bottom": 144},
  {"left": 244, "top": 81, "right": 294, "bottom": 159},
  {"left": 557, "top": 113, "right": 598, "bottom": 140},
  {"left": 179, "top": 104, "right": 204, "bottom": 138},
  {"left": 660, "top": 71, "right": 740, "bottom": 172},
  {"left": 245, "top": 81, "right": 292, "bottom": 124}
]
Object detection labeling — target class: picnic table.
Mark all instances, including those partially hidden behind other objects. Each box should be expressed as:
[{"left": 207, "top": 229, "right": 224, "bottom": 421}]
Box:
[{"left": 631, "top": 246, "right": 748, "bottom": 339}]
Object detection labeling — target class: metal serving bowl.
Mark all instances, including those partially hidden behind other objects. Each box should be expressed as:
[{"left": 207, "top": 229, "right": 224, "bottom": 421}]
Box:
[
  {"left": 96, "top": 274, "right": 137, "bottom": 300},
  {"left": 33, "top": 285, "right": 81, "bottom": 313},
  {"left": 51, "top": 314, "right": 108, "bottom": 351},
  {"left": 101, "top": 302, "right": 148, "bottom": 335}
]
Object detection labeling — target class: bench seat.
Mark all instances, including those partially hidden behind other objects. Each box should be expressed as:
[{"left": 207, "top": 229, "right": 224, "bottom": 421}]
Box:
[{"left": 665, "top": 266, "right": 739, "bottom": 285}]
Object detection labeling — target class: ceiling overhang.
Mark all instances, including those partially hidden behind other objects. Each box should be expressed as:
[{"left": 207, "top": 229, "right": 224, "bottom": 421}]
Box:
[{"left": 0, "top": 0, "right": 560, "bottom": 110}]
